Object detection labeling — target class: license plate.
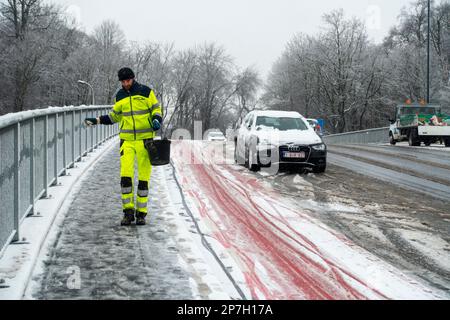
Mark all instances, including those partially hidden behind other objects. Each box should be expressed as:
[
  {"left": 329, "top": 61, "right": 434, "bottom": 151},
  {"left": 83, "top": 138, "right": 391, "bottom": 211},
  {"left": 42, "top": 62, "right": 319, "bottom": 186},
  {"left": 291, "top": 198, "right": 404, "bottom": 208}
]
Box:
[{"left": 283, "top": 152, "right": 306, "bottom": 159}]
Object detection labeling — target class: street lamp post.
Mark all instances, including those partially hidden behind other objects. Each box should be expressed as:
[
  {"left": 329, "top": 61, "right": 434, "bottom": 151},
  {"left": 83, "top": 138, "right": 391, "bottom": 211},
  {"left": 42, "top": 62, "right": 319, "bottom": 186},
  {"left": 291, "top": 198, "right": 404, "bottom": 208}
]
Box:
[{"left": 77, "top": 80, "right": 95, "bottom": 105}]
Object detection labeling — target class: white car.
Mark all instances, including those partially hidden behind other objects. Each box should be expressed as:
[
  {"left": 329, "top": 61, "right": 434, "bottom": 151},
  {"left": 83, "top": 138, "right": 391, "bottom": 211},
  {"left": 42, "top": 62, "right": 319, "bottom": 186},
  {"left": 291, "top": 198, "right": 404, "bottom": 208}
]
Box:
[
  {"left": 207, "top": 131, "right": 227, "bottom": 142},
  {"left": 235, "top": 111, "right": 327, "bottom": 173}
]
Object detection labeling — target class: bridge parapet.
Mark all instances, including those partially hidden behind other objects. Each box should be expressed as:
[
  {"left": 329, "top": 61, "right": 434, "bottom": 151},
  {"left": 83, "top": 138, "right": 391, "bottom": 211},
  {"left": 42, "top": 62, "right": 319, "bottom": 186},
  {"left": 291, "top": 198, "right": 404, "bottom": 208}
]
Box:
[{"left": 0, "top": 106, "right": 118, "bottom": 257}]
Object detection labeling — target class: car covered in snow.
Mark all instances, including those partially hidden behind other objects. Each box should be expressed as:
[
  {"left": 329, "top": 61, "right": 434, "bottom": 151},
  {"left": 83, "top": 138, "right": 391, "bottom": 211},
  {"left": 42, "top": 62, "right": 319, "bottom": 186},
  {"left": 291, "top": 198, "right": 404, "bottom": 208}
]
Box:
[
  {"left": 234, "top": 111, "right": 327, "bottom": 173},
  {"left": 206, "top": 131, "right": 227, "bottom": 142}
]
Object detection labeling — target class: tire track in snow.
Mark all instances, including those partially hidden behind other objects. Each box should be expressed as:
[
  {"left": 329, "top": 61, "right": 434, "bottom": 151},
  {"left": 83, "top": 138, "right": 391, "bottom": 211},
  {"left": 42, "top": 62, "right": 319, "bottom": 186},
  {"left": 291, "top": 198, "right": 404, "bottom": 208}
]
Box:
[
  {"left": 200, "top": 163, "right": 386, "bottom": 299},
  {"left": 172, "top": 142, "right": 396, "bottom": 300},
  {"left": 205, "top": 167, "right": 383, "bottom": 299}
]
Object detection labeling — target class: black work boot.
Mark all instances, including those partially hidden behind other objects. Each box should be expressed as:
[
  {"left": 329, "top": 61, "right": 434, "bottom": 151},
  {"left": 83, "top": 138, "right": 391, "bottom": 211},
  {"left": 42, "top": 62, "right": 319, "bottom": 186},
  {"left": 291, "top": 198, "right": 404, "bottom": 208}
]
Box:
[
  {"left": 136, "top": 211, "right": 147, "bottom": 226},
  {"left": 121, "top": 209, "right": 135, "bottom": 226}
]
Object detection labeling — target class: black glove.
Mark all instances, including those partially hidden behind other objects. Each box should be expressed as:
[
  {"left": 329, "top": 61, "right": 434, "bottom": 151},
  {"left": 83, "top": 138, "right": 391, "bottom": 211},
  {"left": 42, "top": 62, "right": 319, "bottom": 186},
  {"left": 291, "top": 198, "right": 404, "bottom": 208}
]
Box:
[
  {"left": 152, "top": 119, "right": 161, "bottom": 131},
  {"left": 84, "top": 118, "right": 98, "bottom": 126}
]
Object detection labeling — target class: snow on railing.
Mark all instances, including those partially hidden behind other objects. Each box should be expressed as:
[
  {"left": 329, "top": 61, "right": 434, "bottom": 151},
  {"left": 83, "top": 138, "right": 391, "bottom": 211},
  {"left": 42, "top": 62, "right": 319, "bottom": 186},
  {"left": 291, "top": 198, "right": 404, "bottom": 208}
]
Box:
[{"left": 0, "top": 106, "right": 118, "bottom": 258}]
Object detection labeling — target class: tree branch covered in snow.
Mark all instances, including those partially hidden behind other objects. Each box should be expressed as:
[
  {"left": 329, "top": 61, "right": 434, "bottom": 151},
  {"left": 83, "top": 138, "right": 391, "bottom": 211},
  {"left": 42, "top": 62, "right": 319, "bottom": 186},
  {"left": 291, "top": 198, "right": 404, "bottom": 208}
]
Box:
[
  {"left": 263, "top": 1, "right": 450, "bottom": 134},
  {"left": 0, "top": 1, "right": 261, "bottom": 135}
]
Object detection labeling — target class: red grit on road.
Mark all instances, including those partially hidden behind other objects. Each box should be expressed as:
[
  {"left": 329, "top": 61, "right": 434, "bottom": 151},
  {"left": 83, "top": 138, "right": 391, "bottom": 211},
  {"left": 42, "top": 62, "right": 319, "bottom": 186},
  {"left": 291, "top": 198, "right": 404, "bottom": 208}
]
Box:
[{"left": 170, "top": 141, "right": 441, "bottom": 300}]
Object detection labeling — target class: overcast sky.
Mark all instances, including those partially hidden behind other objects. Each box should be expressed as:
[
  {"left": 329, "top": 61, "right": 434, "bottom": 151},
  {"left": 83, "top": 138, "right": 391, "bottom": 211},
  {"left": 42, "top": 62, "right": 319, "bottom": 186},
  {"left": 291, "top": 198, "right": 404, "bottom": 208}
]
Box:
[{"left": 55, "top": 0, "right": 413, "bottom": 78}]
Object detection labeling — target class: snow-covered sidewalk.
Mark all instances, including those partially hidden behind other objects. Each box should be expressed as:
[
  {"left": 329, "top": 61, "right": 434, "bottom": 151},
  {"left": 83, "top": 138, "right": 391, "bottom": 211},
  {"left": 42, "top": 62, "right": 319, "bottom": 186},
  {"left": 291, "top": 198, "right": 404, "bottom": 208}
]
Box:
[
  {"left": 21, "top": 141, "right": 229, "bottom": 300},
  {"left": 0, "top": 137, "right": 117, "bottom": 300}
]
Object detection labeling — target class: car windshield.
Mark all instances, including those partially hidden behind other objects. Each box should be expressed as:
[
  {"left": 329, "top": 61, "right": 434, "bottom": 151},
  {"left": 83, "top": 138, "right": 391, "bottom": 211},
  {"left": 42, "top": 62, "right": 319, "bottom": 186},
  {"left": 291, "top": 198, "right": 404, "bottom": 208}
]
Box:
[
  {"left": 209, "top": 132, "right": 224, "bottom": 137},
  {"left": 256, "top": 116, "right": 309, "bottom": 131}
]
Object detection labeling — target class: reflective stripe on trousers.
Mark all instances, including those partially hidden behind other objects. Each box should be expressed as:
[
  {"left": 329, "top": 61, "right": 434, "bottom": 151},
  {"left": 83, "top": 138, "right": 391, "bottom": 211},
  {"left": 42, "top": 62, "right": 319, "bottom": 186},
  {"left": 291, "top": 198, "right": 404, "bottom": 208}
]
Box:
[{"left": 120, "top": 140, "right": 152, "bottom": 213}]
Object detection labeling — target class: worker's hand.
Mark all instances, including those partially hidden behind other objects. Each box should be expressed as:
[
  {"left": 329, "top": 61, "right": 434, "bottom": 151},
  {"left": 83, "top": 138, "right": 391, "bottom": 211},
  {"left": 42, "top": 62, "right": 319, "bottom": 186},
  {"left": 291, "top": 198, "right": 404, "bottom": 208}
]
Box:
[
  {"left": 84, "top": 118, "right": 98, "bottom": 126},
  {"left": 152, "top": 119, "right": 161, "bottom": 131}
]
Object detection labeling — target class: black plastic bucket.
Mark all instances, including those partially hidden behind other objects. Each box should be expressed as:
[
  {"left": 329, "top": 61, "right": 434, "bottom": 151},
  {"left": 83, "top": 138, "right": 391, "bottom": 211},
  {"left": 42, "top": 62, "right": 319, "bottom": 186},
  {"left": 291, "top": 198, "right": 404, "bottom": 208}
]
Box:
[{"left": 144, "top": 138, "right": 171, "bottom": 166}]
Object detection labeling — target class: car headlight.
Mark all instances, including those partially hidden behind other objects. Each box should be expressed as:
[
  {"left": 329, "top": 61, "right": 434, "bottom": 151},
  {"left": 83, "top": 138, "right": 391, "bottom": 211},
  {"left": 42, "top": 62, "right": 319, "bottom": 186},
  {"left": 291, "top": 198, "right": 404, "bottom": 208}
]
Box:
[{"left": 311, "top": 143, "right": 327, "bottom": 151}]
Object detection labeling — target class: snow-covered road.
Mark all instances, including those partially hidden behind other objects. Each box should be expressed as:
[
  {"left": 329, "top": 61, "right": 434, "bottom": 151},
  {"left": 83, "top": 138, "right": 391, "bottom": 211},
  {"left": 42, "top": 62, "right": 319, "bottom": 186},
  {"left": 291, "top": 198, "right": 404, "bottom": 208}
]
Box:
[
  {"left": 170, "top": 141, "right": 448, "bottom": 300},
  {"left": 16, "top": 140, "right": 449, "bottom": 300},
  {"left": 327, "top": 144, "right": 450, "bottom": 201}
]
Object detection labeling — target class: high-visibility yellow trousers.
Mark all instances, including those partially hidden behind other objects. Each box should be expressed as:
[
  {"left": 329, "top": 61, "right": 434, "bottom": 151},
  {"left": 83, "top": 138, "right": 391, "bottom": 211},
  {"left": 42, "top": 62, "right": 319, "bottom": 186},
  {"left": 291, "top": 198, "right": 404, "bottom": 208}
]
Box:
[{"left": 120, "top": 139, "right": 152, "bottom": 215}]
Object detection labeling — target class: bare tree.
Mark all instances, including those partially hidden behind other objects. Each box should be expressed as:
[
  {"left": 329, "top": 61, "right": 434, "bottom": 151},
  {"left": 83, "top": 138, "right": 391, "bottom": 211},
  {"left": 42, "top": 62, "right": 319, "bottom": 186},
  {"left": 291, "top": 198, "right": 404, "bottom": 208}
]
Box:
[
  {"left": 385, "top": 0, "right": 449, "bottom": 106},
  {"left": 264, "top": 3, "right": 450, "bottom": 133},
  {"left": 192, "top": 43, "right": 234, "bottom": 131},
  {"left": 165, "top": 48, "right": 198, "bottom": 133},
  {"left": 230, "top": 67, "right": 261, "bottom": 129},
  {"left": 264, "top": 10, "right": 372, "bottom": 133},
  {"left": 0, "top": 0, "right": 59, "bottom": 39},
  {"left": 0, "top": 0, "right": 69, "bottom": 112},
  {"left": 92, "top": 20, "right": 126, "bottom": 104}
]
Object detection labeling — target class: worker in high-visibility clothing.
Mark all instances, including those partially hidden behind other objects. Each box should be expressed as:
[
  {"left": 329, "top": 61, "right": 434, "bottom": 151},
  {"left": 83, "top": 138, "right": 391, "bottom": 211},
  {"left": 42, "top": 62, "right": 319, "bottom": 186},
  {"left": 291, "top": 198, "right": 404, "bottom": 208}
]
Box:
[{"left": 84, "top": 67, "right": 163, "bottom": 226}]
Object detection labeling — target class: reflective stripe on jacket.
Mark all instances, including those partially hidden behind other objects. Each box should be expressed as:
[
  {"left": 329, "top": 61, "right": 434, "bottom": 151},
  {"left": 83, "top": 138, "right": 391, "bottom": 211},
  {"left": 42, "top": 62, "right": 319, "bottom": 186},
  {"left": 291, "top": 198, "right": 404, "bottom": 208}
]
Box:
[{"left": 109, "top": 81, "right": 163, "bottom": 141}]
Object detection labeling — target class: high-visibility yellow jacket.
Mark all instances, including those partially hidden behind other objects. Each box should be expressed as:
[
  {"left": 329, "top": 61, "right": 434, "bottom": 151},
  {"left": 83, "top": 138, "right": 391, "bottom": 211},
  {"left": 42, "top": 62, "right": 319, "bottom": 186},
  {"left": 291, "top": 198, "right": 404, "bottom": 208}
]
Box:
[{"left": 100, "top": 81, "right": 163, "bottom": 141}]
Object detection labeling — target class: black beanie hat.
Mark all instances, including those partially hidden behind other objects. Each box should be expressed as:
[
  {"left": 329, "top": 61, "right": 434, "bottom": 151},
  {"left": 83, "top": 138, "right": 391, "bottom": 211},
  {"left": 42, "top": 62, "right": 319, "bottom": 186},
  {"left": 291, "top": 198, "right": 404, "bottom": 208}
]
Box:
[{"left": 118, "top": 67, "right": 135, "bottom": 81}]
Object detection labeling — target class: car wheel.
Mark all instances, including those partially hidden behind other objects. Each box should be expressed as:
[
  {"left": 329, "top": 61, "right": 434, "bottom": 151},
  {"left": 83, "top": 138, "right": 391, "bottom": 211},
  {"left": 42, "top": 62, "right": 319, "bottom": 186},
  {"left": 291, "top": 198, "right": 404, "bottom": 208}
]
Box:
[
  {"left": 235, "top": 140, "right": 245, "bottom": 165},
  {"left": 445, "top": 139, "right": 450, "bottom": 148},
  {"left": 389, "top": 133, "right": 396, "bottom": 146},
  {"left": 249, "top": 146, "right": 260, "bottom": 172},
  {"left": 244, "top": 145, "right": 250, "bottom": 168},
  {"left": 313, "top": 165, "right": 326, "bottom": 174},
  {"left": 408, "top": 131, "right": 414, "bottom": 146},
  {"left": 408, "top": 130, "right": 420, "bottom": 147}
]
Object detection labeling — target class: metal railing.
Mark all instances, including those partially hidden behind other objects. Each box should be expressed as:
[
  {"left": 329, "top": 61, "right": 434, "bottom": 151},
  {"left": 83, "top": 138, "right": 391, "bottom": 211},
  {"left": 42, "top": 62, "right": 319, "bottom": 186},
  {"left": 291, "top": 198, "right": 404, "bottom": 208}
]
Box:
[
  {"left": 323, "top": 127, "right": 390, "bottom": 145},
  {"left": 0, "top": 106, "right": 118, "bottom": 257}
]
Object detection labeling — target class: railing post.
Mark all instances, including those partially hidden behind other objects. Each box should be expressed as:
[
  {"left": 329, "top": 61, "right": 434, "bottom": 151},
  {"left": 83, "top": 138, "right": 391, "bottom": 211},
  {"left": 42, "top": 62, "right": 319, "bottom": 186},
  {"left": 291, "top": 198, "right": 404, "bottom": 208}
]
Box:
[
  {"left": 99, "top": 109, "right": 104, "bottom": 145},
  {"left": 43, "top": 115, "right": 48, "bottom": 198},
  {"left": 30, "top": 118, "right": 35, "bottom": 216},
  {"left": 95, "top": 108, "right": 99, "bottom": 148},
  {"left": 13, "top": 122, "right": 21, "bottom": 242},
  {"left": 101, "top": 109, "right": 104, "bottom": 142},
  {"left": 85, "top": 109, "right": 88, "bottom": 156},
  {"left": 90, "top": 110, "right": 94, "bottom": 152},
  {"left": 101, "top": 109, "right": 104, "bottom": 141},
  {"left": 78, "top": 110, "right": 82, "bottom": 161},
  {"left": 96, "top": 108, "right": 98, "bottom": 145},
  {"left": 54, "top": 113, "right": 59, "bottom": 186},
  {"left": 72, "top": 110, "right": 76, "bottom": 167},
  {"left": 98, "top": 108, "right": 101, "bottom": 145},
  {"left": 62, "top": 111, "right": 67, "bottom": 176}
]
